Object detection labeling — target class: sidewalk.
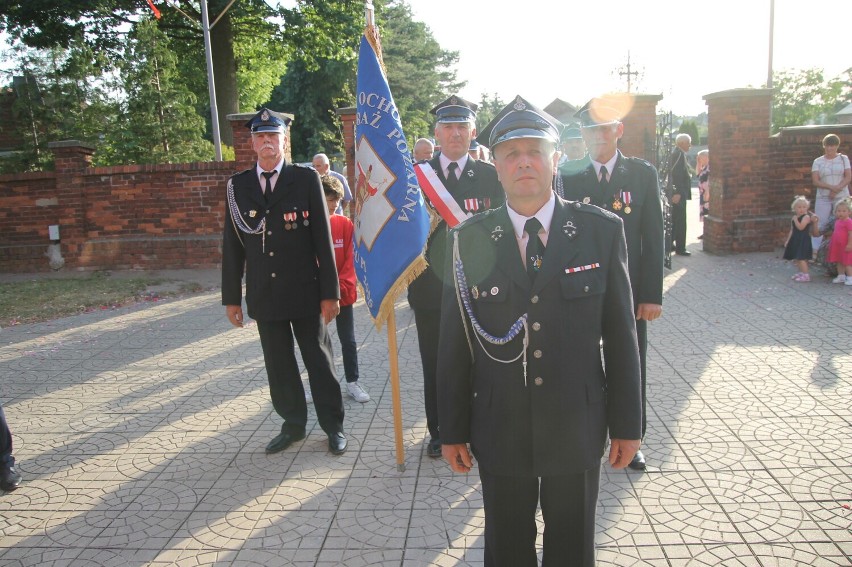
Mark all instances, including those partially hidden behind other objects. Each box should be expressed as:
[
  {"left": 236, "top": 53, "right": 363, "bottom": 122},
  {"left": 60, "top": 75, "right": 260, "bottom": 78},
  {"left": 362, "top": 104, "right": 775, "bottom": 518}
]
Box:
[{"left": 0, "top": 222, "right": 851, "bottom": 565}]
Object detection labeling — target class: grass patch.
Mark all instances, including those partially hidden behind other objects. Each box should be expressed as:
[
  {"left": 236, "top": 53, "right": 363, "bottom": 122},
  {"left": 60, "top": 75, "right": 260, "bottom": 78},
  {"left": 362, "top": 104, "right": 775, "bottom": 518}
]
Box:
[{"left": 0, "top": 272, "right": 202, "bottom": 326}]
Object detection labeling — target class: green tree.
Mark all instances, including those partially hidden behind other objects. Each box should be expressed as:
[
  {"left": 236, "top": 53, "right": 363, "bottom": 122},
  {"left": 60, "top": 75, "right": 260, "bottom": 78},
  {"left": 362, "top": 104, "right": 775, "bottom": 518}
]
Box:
[
  {"left": 677, "top": 119, "right": 699, "bottom": 146},
  {"left": 476, "top": 93, "right": 506, "bottom": 136},
  {"left": 270, "top": 0, "right": 463, "bottom": 160},
  {"left": 771, "top": 67, "right": 852, "bottom": 133},
  {"left": 1, "top": 38, "right": 120, "bottom": 171},
  {"left": 108, "top": 19, "right": 213, "bottom": 165},
  {"left": 0, "top": 0, "right": 285, "bottom": 145}
]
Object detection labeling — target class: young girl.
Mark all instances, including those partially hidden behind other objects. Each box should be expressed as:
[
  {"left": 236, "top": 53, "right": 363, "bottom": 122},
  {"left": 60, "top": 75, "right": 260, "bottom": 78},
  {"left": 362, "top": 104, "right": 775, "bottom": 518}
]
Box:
[
  {"left": 827, "top": 199, "right": 852, "bottom": 285},
  {"left": 783, "top": 196, "right": 819, "bottom": 282}
]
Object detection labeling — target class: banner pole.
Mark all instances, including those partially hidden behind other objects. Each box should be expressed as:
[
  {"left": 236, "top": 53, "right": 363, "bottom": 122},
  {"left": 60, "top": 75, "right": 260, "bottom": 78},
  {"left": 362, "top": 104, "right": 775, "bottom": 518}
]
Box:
[{"left": 386, "top": 309, "right": 406, "bottom": 472}]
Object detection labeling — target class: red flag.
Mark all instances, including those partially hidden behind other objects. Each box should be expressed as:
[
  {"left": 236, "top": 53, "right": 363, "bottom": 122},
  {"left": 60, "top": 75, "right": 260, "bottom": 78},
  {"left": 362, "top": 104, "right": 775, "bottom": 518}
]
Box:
[{"left": 146, "top": 0, "right": 161, "bottom": 19}]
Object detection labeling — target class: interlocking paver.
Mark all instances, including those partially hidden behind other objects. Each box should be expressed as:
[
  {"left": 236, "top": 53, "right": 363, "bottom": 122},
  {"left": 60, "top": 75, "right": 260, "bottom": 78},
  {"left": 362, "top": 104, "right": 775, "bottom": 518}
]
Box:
[{"left": 2, "top": 212, "right": 852, "bottom": 566}]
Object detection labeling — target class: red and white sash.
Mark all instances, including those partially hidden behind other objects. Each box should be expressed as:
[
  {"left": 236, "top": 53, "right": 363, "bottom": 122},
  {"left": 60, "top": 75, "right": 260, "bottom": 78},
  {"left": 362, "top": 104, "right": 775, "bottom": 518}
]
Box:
[{"left": 414, "top": 162, "right": 470, "bottom": 228}]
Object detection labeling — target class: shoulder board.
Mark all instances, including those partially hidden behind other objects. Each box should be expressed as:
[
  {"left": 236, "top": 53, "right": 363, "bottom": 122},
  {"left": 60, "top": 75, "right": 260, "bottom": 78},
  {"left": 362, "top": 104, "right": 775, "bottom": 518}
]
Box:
[
  {"left": 293, "top": 163, "right": 314, "bottom": 170},
  {"left": 451, "top": 208, "right": 497, "bottom": 233},
  {"left": 231, "top": 167, "right": 254, "bottom": 179},
  {"left": 473, "top": 160, "right": 496, "bottom": 171},
  {"left": 623, "top": 155, "right": 654, "bottom": 168},
  {"left": 570, "top": 201, "right": 621, "bottom": 223}
]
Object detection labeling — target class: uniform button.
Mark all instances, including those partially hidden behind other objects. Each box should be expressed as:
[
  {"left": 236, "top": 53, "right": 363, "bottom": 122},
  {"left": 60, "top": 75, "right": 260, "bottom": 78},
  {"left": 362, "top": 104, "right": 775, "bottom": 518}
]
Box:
[
  {"left": 267, "top": 230, "right": 272, "bottom": 235},
  {"left": 271, "top": 273, "right": 276, "bottom": 278},
  {"left": 534, "top": 377, "right": 543, "bottom": 386},
  {"left": 473, "top": 392, "right": 478, "bottom": 398},
  {"left": 269, "top": 251, "right": 275, "bottom": 257},
  {"left": 533, "top": 349, "right": 542, "bottom": 358},
  {"left": 531, "top": 295, "right": 539, "bottom": 304},
  {"left": 584, "top": 285, "right": 590, "bottom": 293},
  {"left": 532, "top": 322, "right": 541, "bottom": 331},
  {"left": 266, "top": 209, "right": 270, "bottom": 214}
]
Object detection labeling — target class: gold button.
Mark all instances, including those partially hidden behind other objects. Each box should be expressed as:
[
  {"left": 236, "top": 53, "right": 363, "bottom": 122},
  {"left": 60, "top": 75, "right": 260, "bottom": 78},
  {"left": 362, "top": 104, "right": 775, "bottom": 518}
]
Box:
[
  {"left": 584, "top": 285, "right": 590, "bottom": 292},
  {"left": 532, "top": 322, "right": 541, "bottom": 331},
  {"left": 533, "top": 350, "right": 542, "bottom": 358},
  {"left": 531, "top": 295, "right": 539, "bottom": 304},
  {"left": 271, "top": 273, "right": 276, "bottom": 278},
  {"left": 534, "top": 377, "right": 543, "bottom": 386}
]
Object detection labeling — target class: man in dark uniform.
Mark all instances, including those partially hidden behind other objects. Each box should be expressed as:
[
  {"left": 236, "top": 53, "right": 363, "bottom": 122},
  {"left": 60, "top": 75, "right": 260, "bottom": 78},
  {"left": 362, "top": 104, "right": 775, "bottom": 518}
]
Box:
[
  {"left": 0, "top": 404, "right": 21, "bottom": 492},
  {"left": 560, "top": 100, "right": 664, "bottom": 471},
  {"left": 408, "top": 95, "right": 504, "bottom": 458},
  {"left": 222, "top": 108, "right": 347, "bottom": 456},
  {"left": 668, "top": 133, "right": 693, "bottom": 256},
  {"left": 438, "top": 95, "right": 642, "bottom": 567}
]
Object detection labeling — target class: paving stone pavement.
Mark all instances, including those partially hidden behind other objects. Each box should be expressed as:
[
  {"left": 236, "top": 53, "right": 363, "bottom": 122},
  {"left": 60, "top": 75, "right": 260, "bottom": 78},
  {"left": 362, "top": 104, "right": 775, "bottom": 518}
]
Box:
[{"left": 1, "top": 231, "right": 851, "bottom": 565}]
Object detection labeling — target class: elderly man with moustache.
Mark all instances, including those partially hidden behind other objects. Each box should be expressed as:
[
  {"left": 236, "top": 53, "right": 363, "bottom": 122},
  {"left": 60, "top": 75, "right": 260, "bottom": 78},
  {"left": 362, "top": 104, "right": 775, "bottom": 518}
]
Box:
[{"left": 222, "top": 108, "right": 347, "bottom": 456}]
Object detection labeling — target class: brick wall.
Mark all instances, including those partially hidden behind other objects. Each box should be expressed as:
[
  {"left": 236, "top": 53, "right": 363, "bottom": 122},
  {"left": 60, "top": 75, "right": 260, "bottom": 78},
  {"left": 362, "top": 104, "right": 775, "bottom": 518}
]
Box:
[
  {"left": 620, "top": 94, "right": 664, "bottom": 162},
  {"left": 702, "top": 88, "right": 852, "bottom": 254}
]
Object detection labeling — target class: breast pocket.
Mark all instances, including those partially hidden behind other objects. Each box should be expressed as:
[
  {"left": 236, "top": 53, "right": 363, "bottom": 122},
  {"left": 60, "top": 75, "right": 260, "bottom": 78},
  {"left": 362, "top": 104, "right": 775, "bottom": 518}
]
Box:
[{"left": 559, "top": 269, "right": 606, "bottom": 300}]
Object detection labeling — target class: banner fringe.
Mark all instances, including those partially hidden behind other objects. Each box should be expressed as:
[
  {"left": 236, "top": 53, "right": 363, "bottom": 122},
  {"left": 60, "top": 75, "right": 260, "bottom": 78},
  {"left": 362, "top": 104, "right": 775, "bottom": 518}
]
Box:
[{"left": 372, "top": 255, "right": 427, "bottom": 331}]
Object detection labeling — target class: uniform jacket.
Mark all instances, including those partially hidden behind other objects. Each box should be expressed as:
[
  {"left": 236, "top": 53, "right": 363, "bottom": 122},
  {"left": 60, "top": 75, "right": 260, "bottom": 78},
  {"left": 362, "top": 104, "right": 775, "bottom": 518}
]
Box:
[
  {"left": 408, "top": 156, "right": 503, "bottom": 310},
  {"left": 560, "top": 151, "right": 664, "bottom": 306},
  {"left": 666, "top": 147, "right": 692, "bottom": 201},
  {"left": 330, "top": 213, "right": 357, "bottom": 307},
  {"left": 221, "top": 162, "right": 340, "bottom": 321},
  {"left": 436, "top": 198, "right": 642, "bottom": 477}
]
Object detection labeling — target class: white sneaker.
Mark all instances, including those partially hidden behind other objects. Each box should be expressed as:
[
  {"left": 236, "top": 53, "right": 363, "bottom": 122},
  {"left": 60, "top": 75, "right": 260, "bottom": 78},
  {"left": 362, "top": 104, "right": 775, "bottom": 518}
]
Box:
[
  {"left": 346, "top": 382, "right": 370, "bottom": 403},
  {"left": 833, "top": 275, "right": 846, "bottom": 283},
  {"left": 845, "top": 279, "right": 852, "bottom": 286},
  {"left": 305, "top": 387, "right": 313, "bottom": 404}
]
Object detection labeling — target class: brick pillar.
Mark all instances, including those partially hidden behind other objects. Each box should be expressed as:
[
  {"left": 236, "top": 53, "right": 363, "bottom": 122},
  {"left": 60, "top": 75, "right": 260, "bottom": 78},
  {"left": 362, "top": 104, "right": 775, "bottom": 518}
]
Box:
[
  {"left": 48, "top": 140, "right": 95, "bottom": 269},
  {"left": 336, "top": 106, "right": 356, "bottom": 191},
  {"left": 702, "top": 88, "right": 781, "bottom": 254},
  {"left": 620, "top": 93, "right": 663, "bottom": 162},
  {"left": 227, "top": 111, "right": 294, "bottom": 170}
]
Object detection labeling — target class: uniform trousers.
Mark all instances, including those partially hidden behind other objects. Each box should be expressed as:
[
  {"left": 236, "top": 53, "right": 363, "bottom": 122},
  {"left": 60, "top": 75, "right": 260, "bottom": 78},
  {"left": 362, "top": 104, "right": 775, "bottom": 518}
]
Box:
[
  {"left": 480, "top": 467, "right": 600, "bottom": 567},
  {"left": 0, "top": 404, "right": 13, "bottom": 467},
  {"left": 333, "top": 305, "right": 359, "bottom": 383},
  {"left": 256, "top": 317, "right": 344, "bottom": 436},
  {"left": 671, "top": 200, "right": 688, "bottom": 253},
  {"left": 636, "top": 318, "right": 648, "bottom": 438},
  {"left": 412, "top": 307, "right": 440, "bottom": 439}
]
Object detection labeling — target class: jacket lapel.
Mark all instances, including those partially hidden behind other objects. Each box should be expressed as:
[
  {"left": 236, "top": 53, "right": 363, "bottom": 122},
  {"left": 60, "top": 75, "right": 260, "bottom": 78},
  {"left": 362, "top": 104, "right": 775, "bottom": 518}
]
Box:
[
  {"left": 266, "top": 163, "right": 295, "bottom": 209},
  {"left": 532, "top": 199, "right": 579, "bottom": 293},
  {"left": 489, "top": 207, "right": 530, "bottom": 292}
]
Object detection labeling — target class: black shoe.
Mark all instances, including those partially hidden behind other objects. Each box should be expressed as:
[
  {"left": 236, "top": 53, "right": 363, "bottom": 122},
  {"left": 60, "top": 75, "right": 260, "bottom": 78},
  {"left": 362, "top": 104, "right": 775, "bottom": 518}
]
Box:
[
  {"left": 265, "top": 427, "right": 306, "bottom": 454},
  {"left": 328, "top": 432, "right": 347, "bottom": 455},
  {"left": 427, "top": 437, "right": 442, "bottom": 458},
  {"left": 675, "top": 250, "right": 692, "bottom": 256},
  {"left": 0, "top": 465, "right": 22, "bottom": 491},
  {"left": 697, "top": 234, "right": 704, "bottom": 240},
  {"left": 628, "top": 450, "right": 646, "bottom": 471}
]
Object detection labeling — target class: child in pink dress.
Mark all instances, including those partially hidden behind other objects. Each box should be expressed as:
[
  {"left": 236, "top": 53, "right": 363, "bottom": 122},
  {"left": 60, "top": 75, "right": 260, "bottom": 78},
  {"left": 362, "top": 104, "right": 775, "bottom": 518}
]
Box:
[{"left": 828, "top": 199, "right": 852, "bottom": 285}]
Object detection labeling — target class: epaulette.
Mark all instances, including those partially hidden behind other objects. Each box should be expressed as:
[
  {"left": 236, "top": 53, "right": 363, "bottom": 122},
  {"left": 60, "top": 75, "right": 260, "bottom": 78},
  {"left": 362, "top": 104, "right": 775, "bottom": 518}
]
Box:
[
  {"left": 293, "top": 162, "right": 313, "bottom": 170},
  {"left": 451, "top": 207, "right": 498, "bottom": 233},
  {"left": 569, "top": 200, "right": 621, "bottom": 223},
  {"left": 623, "top": 155, "right": 654, "bottom": 169},
  {"left": 231, "top": 167, "right": 254, "bottom": 179}
]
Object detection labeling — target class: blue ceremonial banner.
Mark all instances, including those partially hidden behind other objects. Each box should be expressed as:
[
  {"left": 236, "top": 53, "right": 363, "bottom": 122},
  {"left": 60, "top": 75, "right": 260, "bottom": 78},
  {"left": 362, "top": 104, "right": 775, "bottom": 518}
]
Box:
[{"left": 353, "top": 31, "right": 429, "bottom": 326}]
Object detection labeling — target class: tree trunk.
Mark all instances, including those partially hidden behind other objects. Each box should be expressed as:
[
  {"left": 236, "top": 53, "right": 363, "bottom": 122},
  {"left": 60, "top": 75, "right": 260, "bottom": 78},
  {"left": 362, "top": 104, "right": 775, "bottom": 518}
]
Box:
[{"left": 210, "top": 11, "right": 238, "bottom": 147}]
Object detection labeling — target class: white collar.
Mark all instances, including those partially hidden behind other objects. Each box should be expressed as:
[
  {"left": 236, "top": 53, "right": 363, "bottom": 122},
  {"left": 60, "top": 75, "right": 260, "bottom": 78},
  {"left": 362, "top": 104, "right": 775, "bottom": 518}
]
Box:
[
  {"left": 591, "top": 152, "right": 618, "bottom": 178},
  {"left": 507, "top": 192, "right": 556, "bottom": 239},
  {"left": 439, "top": 153, "right": 469, "bottom": 176}
]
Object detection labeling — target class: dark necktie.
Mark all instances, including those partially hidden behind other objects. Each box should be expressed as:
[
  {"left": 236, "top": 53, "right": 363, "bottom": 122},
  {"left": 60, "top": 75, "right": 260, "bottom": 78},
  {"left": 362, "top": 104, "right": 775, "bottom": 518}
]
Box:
[
  {"left": 524, "top": 217, "right": 544, "bottom": 280},
  {"left": 446, "top": 162, "right": 459, "bottom": 190},
  {"left": 599, "top": 165, "right": 609, "bottom": 189},
  {"left": 262, "top": 171, "right": 275, "bottom": 202}
]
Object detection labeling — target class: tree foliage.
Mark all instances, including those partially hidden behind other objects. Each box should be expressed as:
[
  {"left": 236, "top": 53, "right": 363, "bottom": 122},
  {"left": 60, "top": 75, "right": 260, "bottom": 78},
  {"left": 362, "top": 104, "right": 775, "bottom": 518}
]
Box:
[
  {"left": 1, "top": 38, "right": 120, "bottom": 171},
  {"left": 270, "top": 0, "right": 463, "bottom": 161},
  {"left": 771, "top": 67, "right": 852, "bottom": 133},
  {"left": 108, "top": 19, "right": 213, "bottom": 165},
  {"left": 677, "top": 120, "right": 700, "bottom": 146}
]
